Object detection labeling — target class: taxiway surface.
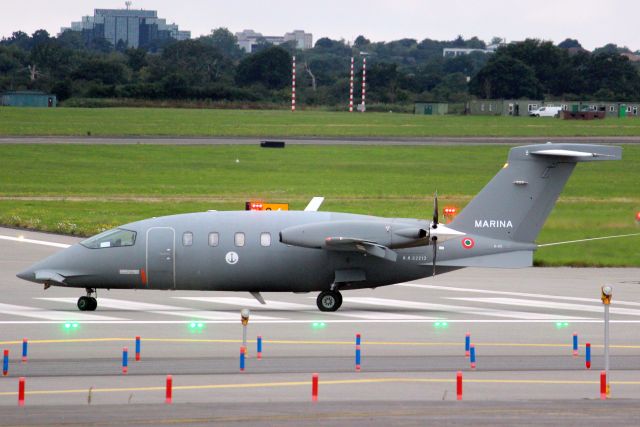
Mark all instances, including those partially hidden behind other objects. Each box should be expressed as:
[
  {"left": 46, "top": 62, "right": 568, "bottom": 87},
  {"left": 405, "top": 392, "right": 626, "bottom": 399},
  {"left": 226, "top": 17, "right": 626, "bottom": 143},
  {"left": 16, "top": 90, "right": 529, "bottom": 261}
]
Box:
[{"left": 1, "top": 227, "right": 639, "bottom": 425}]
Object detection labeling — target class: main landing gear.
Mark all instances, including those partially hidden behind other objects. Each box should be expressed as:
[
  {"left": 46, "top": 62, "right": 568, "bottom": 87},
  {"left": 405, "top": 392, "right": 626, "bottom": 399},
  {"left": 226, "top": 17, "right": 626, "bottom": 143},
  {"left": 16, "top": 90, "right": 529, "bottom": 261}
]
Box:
[
  {"left": 77, "top": 288, "right": 98, "bottom": 311},
  {"left": 316, "top": 290, "right": 343, "bottom": 312}
]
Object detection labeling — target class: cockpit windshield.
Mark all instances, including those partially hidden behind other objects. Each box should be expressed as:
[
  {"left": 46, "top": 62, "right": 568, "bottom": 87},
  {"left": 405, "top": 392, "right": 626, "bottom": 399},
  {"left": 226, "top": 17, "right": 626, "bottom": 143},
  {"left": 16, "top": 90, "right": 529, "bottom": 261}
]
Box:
[{"left": 81, "top": 229, "right": 137, "bottom": 249}]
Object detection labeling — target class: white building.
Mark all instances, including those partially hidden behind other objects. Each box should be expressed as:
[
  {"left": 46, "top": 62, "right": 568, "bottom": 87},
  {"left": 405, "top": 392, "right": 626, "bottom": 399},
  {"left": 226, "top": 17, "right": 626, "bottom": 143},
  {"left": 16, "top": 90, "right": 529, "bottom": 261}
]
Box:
[{"left": 235, "top": 29, "right": 312, "bottom": 53}]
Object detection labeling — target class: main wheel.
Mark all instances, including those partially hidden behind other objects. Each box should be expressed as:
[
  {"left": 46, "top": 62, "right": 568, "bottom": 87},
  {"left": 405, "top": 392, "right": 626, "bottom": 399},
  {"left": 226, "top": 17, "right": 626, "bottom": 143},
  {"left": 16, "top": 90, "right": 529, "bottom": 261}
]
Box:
[
  {"left": 78, "top": 296, "right": 98, "bottom": 311},
  {"left": 317, "top": 290, "right": 343, "bottom": 312}
]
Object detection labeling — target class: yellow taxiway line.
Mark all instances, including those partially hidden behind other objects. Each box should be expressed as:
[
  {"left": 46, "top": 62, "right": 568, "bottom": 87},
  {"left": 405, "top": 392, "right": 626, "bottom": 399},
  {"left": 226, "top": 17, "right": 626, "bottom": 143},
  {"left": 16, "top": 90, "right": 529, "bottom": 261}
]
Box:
[
  {"left": 0, "top": 337, "right": 639, "bottom": 349},
  {"left": 2, "top": 377, "right": 640, "bottom": 397}
]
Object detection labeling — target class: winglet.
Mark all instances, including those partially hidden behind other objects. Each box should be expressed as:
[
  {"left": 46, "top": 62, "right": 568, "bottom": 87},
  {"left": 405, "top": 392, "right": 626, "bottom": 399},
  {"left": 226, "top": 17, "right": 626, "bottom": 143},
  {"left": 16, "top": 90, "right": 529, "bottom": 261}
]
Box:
[{"left": 304, "top": 197, "right": 325, "bottom": 212}]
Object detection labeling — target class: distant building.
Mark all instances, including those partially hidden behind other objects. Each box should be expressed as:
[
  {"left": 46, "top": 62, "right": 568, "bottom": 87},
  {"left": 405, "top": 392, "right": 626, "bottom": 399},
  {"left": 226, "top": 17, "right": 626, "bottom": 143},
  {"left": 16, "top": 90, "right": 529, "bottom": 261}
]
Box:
[
  {"left": 467, "top": 99, "right": 640, "bottom": 118},
  {"left": 443, "top": 41, "right": 504, "bottom": 57},
  {"left": 60, "top": 8, "right": 190, "bottom": 49},
  {"left": 284, "top": 30, "right": 313, "bottom": 50},
  {"left": 414, "top": 102, "right": 448, "bottom": 115},
  {"left": 1, "top": 91, "right": 57, "bottom": 107},
  {"left": 235, "top": 29, "right": 312, "bottom": 53}
]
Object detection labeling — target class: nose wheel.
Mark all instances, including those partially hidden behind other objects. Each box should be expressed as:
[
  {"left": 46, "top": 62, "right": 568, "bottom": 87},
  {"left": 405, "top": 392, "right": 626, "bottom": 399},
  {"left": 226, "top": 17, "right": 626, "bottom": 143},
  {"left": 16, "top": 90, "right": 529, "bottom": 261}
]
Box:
[
  {"left": 316, "top": 290, "right": 343, "bottom": 312},
  {"left": 78, "top": 288, "right": 98, "bottom": 311}
]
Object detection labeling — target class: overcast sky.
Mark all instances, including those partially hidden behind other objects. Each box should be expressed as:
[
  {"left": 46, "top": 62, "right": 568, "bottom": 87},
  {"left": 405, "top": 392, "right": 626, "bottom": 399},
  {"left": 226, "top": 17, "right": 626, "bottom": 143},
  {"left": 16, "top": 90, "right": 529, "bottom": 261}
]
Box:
[{"left": 1, "top": 0, "right": 637, "bottom": 51}]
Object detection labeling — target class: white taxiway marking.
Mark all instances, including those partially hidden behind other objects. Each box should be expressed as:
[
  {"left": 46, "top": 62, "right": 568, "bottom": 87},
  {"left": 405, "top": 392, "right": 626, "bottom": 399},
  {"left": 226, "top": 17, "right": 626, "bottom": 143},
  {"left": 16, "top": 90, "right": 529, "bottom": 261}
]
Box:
[
  {"left": 4, "top": 319, "right": 640, "bottom": 325},
  {"left": 0, "top": 234, "right": 71, "bottom": 248},
  {"left": 176, "top": 297, "right": 312, "bottom": 310},
  {"left": 344, "top": 297, "right": 592, "bottom": 320},
  {"left": 0, "top": 302, "right": 125, "bottom": 321},
  {"left": 39, "top": 298, "right": 283, "bottom": 321},
  {"left": 178, "top": 297, "right": 437, "bottom": 320},
  {"left": 399, "top": 283, "right": 640, "bottom": 308},
  {"left": 449, "top": 297, "right": 640, "bottom": 317}
]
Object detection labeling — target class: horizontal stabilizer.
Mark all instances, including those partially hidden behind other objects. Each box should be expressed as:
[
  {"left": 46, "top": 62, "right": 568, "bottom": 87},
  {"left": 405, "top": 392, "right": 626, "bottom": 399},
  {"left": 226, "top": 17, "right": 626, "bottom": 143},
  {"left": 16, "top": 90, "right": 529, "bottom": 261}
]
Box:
[
  {"left": 528, "top": 144, "right": 622, "bottom": 162},
  {"left": 437, "top": 251, "right": 533, "bottom": 268},
  {"left": 325, "top": 237, "right": 398, "bottom": 262},
  {"left": 34, "top": 270, "right": 67, "bottom": 284}
]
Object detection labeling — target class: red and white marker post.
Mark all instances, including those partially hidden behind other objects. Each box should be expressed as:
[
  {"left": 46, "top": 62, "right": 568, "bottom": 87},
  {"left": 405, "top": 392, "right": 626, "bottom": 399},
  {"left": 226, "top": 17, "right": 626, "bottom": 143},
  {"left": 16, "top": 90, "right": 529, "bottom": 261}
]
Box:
[
  {"left": 291, "top": 56, "right": 296, "bottom": 112},
  {"left": 349, "top": 57, "right": 354, "bottom": 112},
  {"left": 360, "top": 57, "right": 366, "bottom": 112}
]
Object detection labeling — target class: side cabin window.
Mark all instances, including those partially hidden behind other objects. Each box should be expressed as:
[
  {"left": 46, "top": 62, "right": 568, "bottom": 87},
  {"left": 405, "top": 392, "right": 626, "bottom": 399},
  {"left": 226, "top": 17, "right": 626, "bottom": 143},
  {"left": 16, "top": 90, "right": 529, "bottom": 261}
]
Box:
[
  {"left": 182, "top": 232, "right": 193, "bottom": 246},
  {"left": 260, "top": 232, "right": 271, "bottom": 247},
  {"left": 81, "top": 229, "right": 136, "bottom": 249},
  {"left": 208, "top": 232, "right": 219, "bottom": 247},
  {"left": 235, "top": 232, "right": 245, "bottom": 247}
]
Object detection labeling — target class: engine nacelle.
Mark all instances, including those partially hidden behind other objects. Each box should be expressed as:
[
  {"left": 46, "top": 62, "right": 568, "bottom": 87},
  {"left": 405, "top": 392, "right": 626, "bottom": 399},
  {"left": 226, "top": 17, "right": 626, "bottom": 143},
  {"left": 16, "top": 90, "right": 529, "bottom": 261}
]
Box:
[{"left": 279, "top": 220, "right": 431, "bottom": 249}]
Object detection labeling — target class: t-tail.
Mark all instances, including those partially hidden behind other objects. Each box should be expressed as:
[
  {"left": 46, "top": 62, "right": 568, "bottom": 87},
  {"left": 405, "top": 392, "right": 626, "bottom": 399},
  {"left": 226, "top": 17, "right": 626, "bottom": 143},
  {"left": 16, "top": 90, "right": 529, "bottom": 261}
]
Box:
[{"left": 443, "top": 143, "right": 622, "bottom": 268}]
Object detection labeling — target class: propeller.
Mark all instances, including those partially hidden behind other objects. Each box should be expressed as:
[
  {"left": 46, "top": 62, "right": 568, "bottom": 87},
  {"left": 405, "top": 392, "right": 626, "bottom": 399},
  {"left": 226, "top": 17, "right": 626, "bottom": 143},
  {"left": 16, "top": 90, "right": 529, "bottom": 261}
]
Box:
[{"left": 431, "top": 192, "right": 438, "bottom": 277}]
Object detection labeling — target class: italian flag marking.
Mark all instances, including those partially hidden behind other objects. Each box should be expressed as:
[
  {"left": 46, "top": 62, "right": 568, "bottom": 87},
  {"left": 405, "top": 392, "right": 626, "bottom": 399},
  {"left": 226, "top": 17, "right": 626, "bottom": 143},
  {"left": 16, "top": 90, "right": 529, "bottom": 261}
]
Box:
[{"left": 462, "top": 237, "right": 475, "bottom": 249}]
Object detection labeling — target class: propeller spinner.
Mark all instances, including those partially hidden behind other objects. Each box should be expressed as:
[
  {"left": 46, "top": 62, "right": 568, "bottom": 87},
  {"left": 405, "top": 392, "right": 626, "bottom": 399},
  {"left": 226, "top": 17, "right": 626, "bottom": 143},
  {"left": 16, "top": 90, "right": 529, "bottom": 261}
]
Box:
[{"left": 428, "top": 192, "right": 465, "bottom": 277}]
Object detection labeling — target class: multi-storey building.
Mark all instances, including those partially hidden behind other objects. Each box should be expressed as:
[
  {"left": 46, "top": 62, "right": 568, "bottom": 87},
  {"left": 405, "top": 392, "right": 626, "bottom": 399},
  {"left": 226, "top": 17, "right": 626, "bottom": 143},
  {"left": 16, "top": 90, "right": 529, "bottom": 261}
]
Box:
[{"left": 61, "top": 8, "right": 190, "bottom": 49}]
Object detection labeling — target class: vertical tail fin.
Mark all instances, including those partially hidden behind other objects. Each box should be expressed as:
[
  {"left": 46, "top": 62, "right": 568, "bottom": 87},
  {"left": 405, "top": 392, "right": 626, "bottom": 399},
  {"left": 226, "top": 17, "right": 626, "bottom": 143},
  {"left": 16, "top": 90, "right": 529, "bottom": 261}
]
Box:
[{"left": 450, "top": 143, "right": 622, "bottom": 244}]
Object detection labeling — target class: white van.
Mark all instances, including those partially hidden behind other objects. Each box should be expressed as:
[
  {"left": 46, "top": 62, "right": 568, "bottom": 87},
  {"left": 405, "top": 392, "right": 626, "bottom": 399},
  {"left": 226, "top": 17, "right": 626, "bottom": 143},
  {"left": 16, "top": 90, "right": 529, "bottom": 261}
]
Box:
[{"left": 529, "top": 106, "right": 562, "bottom": 117}]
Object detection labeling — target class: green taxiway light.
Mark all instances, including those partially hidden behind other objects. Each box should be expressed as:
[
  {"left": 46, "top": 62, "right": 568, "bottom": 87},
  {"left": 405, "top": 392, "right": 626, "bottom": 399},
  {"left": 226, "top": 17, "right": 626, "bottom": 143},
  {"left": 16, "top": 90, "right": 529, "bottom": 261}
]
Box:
[
  {"left": 189, "top": 322, "right": 205, "bottom": 329},
  {"left": 434, "top": 321, "right": 449, "bottom": 329},
  {"left": 311, "top": 322, "right": 326, "bottom": 329},
  {"left": 555, "top": 322, "right": 570, "bottom": 329},
  {"left": 64, "top": 322, "right": 79, "bottom": 329}
]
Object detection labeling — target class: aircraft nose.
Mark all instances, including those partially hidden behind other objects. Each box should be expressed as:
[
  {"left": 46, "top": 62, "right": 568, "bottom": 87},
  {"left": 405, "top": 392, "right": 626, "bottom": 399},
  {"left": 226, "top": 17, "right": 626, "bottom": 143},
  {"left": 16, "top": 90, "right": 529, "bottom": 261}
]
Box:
[{"left": 16, "top": 267, "right": 36, "bottom": 282}]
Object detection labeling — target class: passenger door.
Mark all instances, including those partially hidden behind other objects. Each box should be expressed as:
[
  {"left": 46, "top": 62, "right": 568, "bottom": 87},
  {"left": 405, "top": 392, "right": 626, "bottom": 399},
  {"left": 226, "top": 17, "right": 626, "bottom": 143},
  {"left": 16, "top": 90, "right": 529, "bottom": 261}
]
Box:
[{"left": 146, "top": 227, "right": 175, "bottom": 289}]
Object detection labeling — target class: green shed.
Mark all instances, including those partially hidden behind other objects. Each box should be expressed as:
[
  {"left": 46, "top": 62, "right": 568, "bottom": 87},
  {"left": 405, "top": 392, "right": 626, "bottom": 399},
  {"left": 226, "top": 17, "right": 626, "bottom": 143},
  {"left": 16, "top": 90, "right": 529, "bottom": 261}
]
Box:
[
  {"left": 414, "top": 102, "right": 448, "bottom": 115},
  {"left": 0, "top": 91, "right": 57, "bottom": 107}
]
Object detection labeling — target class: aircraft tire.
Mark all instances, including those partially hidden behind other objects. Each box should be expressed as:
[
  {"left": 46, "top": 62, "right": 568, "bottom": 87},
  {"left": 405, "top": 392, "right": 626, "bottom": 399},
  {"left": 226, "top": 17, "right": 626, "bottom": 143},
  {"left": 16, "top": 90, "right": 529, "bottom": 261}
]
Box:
[
  {"left": 317, "top": 290, "right": 342, "bottom": 312},
  {"left": 77, "top": 296, "right": 97, "bottom": 311},
  {"left": 77, "top": 296, "right": 92, "bottom": 311}
]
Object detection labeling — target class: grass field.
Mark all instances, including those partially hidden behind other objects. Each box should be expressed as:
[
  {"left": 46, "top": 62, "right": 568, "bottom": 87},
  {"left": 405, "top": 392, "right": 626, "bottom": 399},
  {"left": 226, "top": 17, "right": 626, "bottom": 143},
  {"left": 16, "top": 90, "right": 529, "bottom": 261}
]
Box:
[
  {"left": 2, "top": 107, "right": 640, "bottom": 137},
  {"left": 1, "top": 144, "right": 638, "bottom": 266}
]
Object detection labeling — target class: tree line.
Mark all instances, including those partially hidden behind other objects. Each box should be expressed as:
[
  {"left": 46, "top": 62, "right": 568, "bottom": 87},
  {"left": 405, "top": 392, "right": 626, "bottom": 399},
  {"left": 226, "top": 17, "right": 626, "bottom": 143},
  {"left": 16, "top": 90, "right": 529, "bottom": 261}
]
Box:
[{"left": 1, "top": 28, "right": 639, "bottom": 109}]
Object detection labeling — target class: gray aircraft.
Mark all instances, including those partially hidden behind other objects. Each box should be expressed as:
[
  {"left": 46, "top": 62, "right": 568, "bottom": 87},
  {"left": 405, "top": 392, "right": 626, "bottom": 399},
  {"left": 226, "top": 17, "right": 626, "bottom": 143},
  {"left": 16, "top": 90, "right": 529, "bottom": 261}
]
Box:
[{"left": 17, "top": 143, "right": 621, "bottom": 312}]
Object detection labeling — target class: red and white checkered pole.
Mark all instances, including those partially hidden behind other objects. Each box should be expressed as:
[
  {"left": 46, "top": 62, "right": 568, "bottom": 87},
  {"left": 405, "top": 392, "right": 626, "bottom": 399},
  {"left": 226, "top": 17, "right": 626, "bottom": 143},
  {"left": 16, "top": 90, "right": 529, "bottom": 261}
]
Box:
[
  {"left": 291, "top": 56, "right": 296, "bottom": 112},
  {"left": 360, "top": 57, "right": 366, "bottom": 112},
  {"left": 349, "top": 57, "right": 354, "bottom": 112}
]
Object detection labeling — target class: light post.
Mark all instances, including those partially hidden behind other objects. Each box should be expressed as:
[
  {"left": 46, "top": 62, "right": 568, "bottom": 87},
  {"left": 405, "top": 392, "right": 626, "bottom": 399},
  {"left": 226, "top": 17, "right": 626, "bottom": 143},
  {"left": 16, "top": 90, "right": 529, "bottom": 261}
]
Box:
[
  {"left": 601, "top": 285, "right": 612, "bottom": 396},
  {"left": 241, "top": 308, "right": 250, "bottom": 352}
]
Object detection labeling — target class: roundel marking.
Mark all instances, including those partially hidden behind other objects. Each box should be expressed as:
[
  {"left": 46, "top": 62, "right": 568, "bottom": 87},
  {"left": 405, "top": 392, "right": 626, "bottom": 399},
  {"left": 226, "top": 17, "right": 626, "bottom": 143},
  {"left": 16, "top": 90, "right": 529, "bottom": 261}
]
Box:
[
  {"left": 225, "top": 251, "right": 239, "bottom": 265},
  {"left": 462, "top": 237, "right": 475, "bottom": 249}
]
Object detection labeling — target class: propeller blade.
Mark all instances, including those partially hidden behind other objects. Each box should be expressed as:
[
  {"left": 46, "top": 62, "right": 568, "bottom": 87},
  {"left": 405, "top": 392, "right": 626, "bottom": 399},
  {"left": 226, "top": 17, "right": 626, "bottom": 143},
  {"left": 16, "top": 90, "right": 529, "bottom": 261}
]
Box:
[
  {"left": 432, "top": 192, "right": 439, "bottom": 228},
  {"left": 432, "top": 240, "right": 437, "bottom": 277}
]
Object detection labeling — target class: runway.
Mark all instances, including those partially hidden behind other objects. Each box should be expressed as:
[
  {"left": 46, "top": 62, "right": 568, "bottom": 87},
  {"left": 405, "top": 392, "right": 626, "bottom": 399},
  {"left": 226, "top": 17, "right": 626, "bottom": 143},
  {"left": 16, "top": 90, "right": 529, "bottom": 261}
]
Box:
[
  {"left": 1, "top": 227, "right": 639, "bottom": 425},
  {"left": 1, "top": 136, "right": 640, "bottom": 145}
]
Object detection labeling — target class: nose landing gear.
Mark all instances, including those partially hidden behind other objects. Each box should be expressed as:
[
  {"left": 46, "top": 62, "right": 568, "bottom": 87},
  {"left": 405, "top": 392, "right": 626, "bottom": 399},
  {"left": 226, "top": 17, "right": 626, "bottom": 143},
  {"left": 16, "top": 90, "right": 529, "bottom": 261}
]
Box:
[
  {"left": 77, "top": 288, "right": 98, "bottom": 311},
  {"left": 316, "top": 290, "right": 343, "bottom": 312}
]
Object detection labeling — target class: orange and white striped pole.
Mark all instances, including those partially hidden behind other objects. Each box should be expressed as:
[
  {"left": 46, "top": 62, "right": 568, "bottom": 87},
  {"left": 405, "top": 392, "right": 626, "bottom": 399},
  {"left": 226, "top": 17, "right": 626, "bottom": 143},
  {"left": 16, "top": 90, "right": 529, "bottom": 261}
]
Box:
[
  {"left": 291, "top": 56, "right": 296, "bottom": 112},
  {"left": 349, "top": 57, "right": 354, "bottom": 112}
]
